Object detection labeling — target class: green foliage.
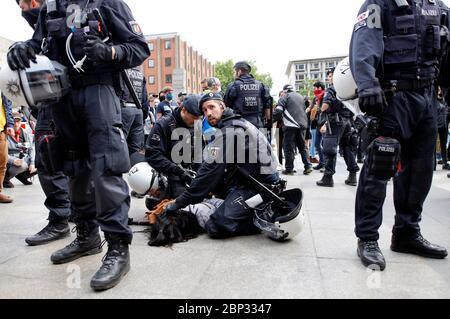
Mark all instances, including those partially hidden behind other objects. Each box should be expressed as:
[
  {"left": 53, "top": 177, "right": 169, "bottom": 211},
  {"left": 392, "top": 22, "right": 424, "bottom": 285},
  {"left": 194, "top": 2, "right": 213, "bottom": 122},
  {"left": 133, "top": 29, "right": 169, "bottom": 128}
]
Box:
[
  {"left": 298, "top": 79, "right": 316, "bottom": 99},
  {"left": 214, "top": 60, "right": 274, "bottom": 92}
]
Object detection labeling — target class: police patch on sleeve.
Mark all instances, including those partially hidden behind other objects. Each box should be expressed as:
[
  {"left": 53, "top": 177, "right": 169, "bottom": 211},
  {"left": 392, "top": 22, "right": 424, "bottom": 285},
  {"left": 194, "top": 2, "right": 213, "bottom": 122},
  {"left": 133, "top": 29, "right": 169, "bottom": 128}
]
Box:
[
  {"left": 129, "top": 21, "right": 143, "bottom": 35},
  {"left": 354, "top": 10, "right": 369, "bottom": 32},
  {"left": 151, "top": 134, "right": 161, "bottom": 142}
]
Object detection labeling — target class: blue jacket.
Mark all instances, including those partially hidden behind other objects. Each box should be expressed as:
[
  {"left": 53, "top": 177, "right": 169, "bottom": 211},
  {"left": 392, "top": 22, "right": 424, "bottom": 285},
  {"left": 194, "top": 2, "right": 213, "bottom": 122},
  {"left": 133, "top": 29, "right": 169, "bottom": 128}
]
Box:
[{"left": 1, "top": 94, "right": 14, "bottom": 131}]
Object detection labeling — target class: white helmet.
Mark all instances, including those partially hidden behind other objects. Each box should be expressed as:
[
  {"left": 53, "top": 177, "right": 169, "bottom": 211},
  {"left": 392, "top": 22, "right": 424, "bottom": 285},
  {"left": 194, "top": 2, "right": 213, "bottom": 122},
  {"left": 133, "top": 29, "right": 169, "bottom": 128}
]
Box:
[
  {"left": 254, "top": 188, "right": 305, "bottom": 241},
  {"left": 0, "top": 55, "right": 70, "bottom": 108},
  {"left": 334, "top": 57, "right": 358, "bottom": 101},
  {"left": 127, "top": 162, "right": 167, "bottom": 198}
]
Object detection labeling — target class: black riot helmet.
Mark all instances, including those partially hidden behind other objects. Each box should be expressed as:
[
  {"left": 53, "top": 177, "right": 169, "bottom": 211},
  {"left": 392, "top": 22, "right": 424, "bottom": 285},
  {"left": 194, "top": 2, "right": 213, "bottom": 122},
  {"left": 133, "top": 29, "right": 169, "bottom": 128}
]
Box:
[{"left": 234, "top": 61, "right": 252, "bottom": 73}]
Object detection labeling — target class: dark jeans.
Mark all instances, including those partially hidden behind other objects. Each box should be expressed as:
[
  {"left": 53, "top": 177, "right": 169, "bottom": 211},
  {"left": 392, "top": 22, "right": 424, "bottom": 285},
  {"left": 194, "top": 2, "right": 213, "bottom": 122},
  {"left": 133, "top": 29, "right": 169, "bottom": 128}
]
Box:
[{"left": 283, "top": 128, "right": 311, "bottom": 172}]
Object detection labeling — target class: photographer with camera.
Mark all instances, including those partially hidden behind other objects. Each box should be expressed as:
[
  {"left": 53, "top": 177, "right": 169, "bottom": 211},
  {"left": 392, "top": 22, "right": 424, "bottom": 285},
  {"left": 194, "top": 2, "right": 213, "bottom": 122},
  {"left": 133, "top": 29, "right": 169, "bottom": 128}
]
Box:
[{"left": 4, "top": 111, "right": 36, "bottom": 188}]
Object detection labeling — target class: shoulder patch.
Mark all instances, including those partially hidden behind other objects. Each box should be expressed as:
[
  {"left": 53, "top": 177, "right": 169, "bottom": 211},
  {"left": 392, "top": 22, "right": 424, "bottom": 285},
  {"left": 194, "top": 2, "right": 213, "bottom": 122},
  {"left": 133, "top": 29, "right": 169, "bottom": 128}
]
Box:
[
  {"left": 129, "top": 21, "right": 143, "bottom": 35},
  {"left": 151, "top": 134, "right": 161, "bottom": 142},
  {"left": 354, "top": 10, "right": 369, "bottom": 32}
]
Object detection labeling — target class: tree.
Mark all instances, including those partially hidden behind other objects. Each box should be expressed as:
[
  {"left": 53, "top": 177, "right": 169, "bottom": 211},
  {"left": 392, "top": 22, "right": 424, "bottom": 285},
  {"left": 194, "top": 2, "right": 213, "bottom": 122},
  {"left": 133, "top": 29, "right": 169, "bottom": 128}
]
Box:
[
  {"left": 298, "top": 79, "right": 316, "bottom": 100},
  {"left": 214, "top": 60, "right": 274, "bottom": 93}
]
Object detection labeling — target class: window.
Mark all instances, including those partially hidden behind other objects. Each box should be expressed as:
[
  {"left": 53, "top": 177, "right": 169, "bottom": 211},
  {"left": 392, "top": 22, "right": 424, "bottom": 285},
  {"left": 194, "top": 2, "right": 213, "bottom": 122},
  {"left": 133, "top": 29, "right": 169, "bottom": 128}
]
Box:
[
  {"left": 296, "top": 64, "right": 306, "bottom": 71},
  {"left": 296, "top": 74, "right": 305, "bottom": 81},
  {"left": 312, "top": 73, "right": 320, "bottom": 80},
  {"left": 165, "top": 57, "right": 172, "bottom": 67},
  {"left": 148, "top": 43, "right": 154, "bottom": 51},
  {"left": 148, "top": 59, "right": 154, "bottom": 68},
  {"left": 165, "top": 74, "right": 172, "bottom": 83},
  {"left": 311, "top": 63, "right": 320, "bottom": 71},
  {"left": 327, "top": 62, "right": 335, "bottom": 68},
  {"left": 148, "top": 76, "right": 155, "bottom": 84},
  {"left": 165, "top": 40, "right": 171, "bottom": 50}
]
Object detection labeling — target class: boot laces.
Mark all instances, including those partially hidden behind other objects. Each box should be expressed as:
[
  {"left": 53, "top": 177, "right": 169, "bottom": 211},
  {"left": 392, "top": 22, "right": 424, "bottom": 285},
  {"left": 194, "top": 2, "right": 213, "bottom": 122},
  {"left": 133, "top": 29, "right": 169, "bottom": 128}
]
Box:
[{"left": 365, "top": 241, "right": 380, "bottom": 252}]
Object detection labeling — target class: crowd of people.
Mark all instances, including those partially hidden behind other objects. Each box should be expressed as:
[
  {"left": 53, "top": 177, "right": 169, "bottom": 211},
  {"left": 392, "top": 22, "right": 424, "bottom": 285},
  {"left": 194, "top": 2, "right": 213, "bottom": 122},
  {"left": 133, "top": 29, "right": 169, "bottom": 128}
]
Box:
[{"left": 0, "top": 0, "right": 449, "bottom": 292}]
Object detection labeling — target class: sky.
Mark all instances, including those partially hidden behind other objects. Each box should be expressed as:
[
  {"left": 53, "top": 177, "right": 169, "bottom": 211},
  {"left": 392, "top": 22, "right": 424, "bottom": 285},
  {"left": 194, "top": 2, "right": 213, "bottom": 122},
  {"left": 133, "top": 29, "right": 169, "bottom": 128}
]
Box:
[{"left": 0, "top": 0, "right": 364, "bottom": 94}]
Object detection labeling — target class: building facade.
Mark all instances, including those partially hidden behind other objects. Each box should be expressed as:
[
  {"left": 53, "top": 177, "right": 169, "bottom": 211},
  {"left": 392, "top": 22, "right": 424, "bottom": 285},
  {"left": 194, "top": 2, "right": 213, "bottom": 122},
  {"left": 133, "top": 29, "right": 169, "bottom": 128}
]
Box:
[
  {"left": 144, "top": 32, "right": 215, "bottom": 96},
  {"left": 285, "top": 55, "right": 347, "bottom": 91}
]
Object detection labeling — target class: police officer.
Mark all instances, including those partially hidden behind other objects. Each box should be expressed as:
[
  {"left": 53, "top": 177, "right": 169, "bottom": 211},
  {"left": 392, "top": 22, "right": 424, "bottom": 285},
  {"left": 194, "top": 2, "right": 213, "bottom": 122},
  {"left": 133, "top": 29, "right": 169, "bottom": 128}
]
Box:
[
  {"left": 7, "top": 0, "right": 150, "bottom": 290},
  {"left": 351, "top": 0, "right": 448, "bottom": 271},
  {"left": 163, "top": 93, "right": 281, "bottom": 238},
  {"left": 15, "top": 0, "right": 72, "bottom": 247},
  {"left": 274, "top": 85, "right": 313, "bottom": 176},
  {"left": 145, "top": 94, "right": 203, "bottom": 205},
  {"left": 119, "top": 67, "right": 148, "bottom": 158},
  {"left": 224, "top": 61, "right": 273, "bottom": 129},
  {"left": 317, "top": 68, "right": 360, "bottom": 187}
]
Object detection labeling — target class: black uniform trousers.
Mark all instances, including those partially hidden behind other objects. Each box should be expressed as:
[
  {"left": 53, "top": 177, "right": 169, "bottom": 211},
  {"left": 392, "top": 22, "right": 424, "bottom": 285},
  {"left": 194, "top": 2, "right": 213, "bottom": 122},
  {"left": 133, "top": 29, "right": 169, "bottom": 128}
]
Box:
[
  {"left": 121, "top": 106, "right": 144, "bottom": 156},
  {"left": 205, "top": 187, "right": 261, "bottom": 238},
  {"left": 322, "top": 118, "right": 359, "bottom": 176},
  {"left": 283, "top": 128, "right": 311, "bottom": 172},
  {"left": 35, "top": 107, "right": 71, "bottom": 222},
  {"left": 51, "top": 84, "right": 132, "bottom": 242},
  {"left": 355, "top": 87, "right": 437, "bottom": 241}
]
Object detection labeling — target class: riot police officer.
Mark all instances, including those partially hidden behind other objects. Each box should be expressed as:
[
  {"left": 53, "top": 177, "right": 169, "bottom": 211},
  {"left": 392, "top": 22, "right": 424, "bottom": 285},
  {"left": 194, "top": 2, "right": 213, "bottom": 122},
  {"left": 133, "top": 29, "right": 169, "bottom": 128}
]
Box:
[
  {"left": 317, "top": 68, "right": 360, "bottom": 187},
  {"left": 119, "top": 67, "right": 148, "bottom": 158},
  {"left": 145, "top": 94, "right": 203, "bottom": 207},
  {"left": 7, "top": 0, "right": 150, "bottom": 290},
  {"left": 163, "top": 93, "right": 281, "bottom": 238},
  {"left": 351, "top": 0, "right": 448, "bottom": 271},
  {"left": 14, "top": 0, "right": 73, "bottom": 247},
  {"left": 224, "top": 61, "right": 273, "bottom": 129}
]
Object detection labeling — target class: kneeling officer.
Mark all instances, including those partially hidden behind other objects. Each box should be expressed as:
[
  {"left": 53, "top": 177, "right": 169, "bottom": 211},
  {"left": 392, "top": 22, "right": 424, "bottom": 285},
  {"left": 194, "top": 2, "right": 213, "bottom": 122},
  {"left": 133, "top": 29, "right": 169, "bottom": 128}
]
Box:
[{"left": 163, "top": 93, "right": 282, "bottom": 238}]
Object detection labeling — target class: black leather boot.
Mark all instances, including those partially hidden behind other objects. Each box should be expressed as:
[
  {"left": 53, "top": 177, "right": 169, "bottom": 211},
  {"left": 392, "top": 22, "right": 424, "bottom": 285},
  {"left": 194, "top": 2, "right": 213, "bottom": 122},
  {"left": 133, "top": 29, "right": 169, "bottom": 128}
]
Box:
[
  {"left": 15, "top": 171, "right": 34, "bottom": 186},
  {"left": 90, "top": 234, "right": 130, "bottom": 291},
  {"left": 345, "top": 172, "right": 358, "bottom": 186},
  {"left": 26, "top": 218, "right": 70, "bottom": 246},
  {"left": 391, "top": 234, "right": 448, "bottom": 259},
  {"left": 357, "top": 240, "right": 386, "bottom": 271},
  {"left": 316, "top": 174, "right": 334, "bottom": 187},
  {"left": 51, "top": 221, "right": 102, "bottom": 264}
]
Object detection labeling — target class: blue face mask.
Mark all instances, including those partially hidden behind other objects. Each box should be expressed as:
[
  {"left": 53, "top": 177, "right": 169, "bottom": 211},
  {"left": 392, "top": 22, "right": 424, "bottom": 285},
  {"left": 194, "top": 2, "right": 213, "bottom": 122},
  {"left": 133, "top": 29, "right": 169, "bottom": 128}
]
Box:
[{"left": 166, "top": 93, "right": 173, "bottom": 101}]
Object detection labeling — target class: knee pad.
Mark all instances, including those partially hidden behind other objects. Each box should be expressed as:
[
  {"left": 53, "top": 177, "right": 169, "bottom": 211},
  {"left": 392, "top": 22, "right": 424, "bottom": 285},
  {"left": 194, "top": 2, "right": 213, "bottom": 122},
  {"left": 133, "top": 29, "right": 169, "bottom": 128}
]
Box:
[{"left": 367, "top": 137, "right": 401, "bottom": 180}]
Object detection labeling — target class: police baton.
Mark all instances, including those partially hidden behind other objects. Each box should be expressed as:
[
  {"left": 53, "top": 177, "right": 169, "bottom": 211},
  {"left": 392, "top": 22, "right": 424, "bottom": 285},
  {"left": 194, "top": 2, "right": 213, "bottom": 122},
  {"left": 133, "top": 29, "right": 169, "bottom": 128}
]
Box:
[{"left": 93, "top": 9, "right": 143, "bottom": 110}]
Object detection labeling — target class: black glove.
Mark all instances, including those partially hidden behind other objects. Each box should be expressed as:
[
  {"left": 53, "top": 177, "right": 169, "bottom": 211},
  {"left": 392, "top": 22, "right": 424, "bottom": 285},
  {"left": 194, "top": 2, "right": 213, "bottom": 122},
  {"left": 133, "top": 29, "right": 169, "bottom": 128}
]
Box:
[
  {"left": 163, "top": 203, "right": 180, "bottom": 216},
  {"left": 358, "top": 88, "right": 387, "bottom": 116},
  {"left": 180, "top": 171, "right": 193, "bottom": 185},
  {"left": 83, "top": 35, "right": 113, "bottom": 63},
  {"left": 7, "top": 42, "right": 36, "bottom": 70},
  {"left": 174, "top": 167, "right": 194, "bottom": 185}
]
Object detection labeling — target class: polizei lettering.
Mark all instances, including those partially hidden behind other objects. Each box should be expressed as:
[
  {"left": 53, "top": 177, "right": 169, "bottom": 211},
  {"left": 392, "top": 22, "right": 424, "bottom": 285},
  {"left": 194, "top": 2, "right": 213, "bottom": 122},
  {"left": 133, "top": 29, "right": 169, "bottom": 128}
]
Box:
[
  {"left": 240, "top": 83, "right": 260, "bottom": 91},
  {"left": 378, "top": 146, "right": 395, "bottom": 153},
  {"left": 178, "top": 303, "right": 213, "bottom": 317}
]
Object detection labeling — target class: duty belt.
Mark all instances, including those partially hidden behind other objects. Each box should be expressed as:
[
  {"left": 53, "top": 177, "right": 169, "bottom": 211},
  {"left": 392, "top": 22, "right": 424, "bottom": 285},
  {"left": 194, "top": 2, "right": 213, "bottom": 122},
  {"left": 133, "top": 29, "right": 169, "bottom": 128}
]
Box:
[{"left": 381, "top": 79, "right": 434, "bottom": 92}]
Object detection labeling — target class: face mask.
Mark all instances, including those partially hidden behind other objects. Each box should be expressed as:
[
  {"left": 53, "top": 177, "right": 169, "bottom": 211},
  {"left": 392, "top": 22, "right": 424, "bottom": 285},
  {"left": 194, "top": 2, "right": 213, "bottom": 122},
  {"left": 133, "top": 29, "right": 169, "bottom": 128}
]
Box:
[
  {"left": 159, "top": 95, "right": 166, "bottom": 102},
  {"left": 313, "top": 88, "right": 323, "bottom": 97},
  {"left": 21, "top": 8, "right": 41, "bottom": 30},
  {"left": 166, "top": 93, "right": 173, "bottom": 101}
]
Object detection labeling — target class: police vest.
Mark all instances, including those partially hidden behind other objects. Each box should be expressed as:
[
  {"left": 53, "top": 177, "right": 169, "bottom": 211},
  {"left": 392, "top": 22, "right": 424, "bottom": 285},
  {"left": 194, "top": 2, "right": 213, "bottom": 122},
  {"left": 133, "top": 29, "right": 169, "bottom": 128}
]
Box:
[
  {"left": 221, "top": 116, "right": 277, "bottom": 178},
  {"left": 383, "top": 0, "right": 445, "bottom": 81},
  {"left": 43, "top": 0, "right": 105, "bottom": 70},
  {"left": 123, "top": 68, "right": 145, "bottom": 104},
  {"left": 231, "top": 77, "right": 263, "bottom": 117}
]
